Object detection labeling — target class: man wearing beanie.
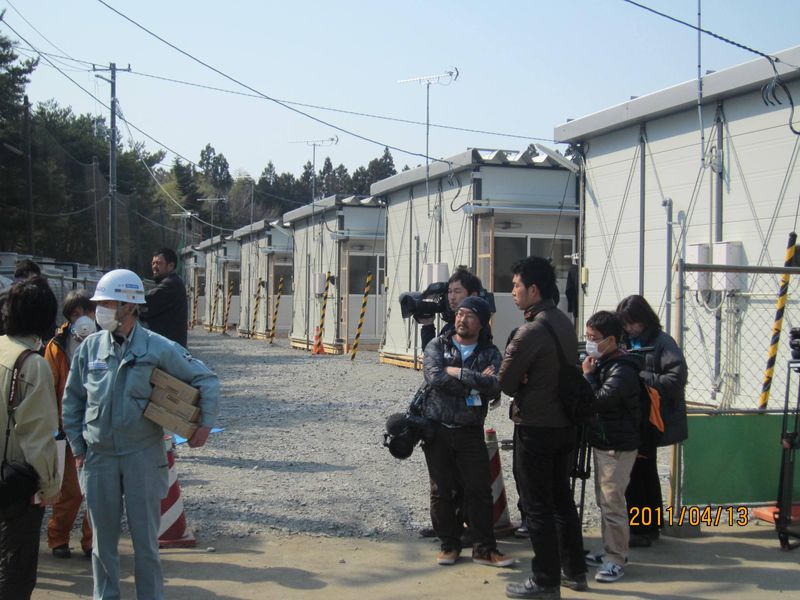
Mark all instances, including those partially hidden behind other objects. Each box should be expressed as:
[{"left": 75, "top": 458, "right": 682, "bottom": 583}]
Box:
[{"left": 418, "top": 296, "right": 513, "bottom": 568}]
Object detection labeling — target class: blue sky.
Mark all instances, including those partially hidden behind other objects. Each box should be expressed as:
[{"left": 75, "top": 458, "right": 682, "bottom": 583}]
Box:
[{"left": 3, "top": 0, "right": 799, "bottom": 180}]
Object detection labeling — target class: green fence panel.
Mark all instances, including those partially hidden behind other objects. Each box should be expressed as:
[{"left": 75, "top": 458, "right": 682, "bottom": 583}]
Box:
[{"left": 683, "top": 414, "right": 800, "bottom": 505}]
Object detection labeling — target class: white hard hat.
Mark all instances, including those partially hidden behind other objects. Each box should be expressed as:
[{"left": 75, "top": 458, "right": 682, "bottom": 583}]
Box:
[{"left": 91, "top": 269, "right": 147, "bottom": 304}]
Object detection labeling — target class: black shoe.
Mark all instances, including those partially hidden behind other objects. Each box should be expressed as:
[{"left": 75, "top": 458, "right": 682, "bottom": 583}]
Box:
[
  {"left": 418, "top": 526, "right": 437, "bottom": 538},
  {"left": 506, "top": 576, "right": 561, "bottom": 599},
  {"left": 629, "top": 533, "right": 652, "bottom": 547},
  {"left": 83, "top": 548, "right": 92, "bottom": 558},
  {"left": 561, "top": 572, "right": 588, "bottom": 591},
  {"left": 52, "top": 544, "right": 72, "bottom": 559}
]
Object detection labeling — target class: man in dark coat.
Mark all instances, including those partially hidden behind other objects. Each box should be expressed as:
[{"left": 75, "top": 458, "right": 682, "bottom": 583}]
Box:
[{"left": 143, "top": 248, "right": 188, "bottom": 348}]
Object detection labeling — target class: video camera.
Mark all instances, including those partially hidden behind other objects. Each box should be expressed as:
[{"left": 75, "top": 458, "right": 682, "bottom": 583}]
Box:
[
  {"left": 398, "top": 281, "right": 496, "bottom": 321},
  {"left": 383, "top": 387, "right": 436, "bottom": 460}
]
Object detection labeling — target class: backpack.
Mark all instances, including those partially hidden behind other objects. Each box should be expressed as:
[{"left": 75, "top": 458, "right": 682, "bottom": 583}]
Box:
[{"left": 539, "top": 319, "right": 597, "bottom": 426}]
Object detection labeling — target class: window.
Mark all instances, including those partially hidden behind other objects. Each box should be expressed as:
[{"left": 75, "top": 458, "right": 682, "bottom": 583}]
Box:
[
  {"left": 529, "top": 237, "right": 573, "bottom": 280},
  {"left": 493, "top": 237, "right": 527, "bottom": 293},
  {"left": 349, "top": 255, "right": 382, "bottom": 294},
  {"left": 227, "top": 270, "right": 241, "bottom": 296},
  {"left": 273, "top": 265, "right": 292, "bottom": 294}
]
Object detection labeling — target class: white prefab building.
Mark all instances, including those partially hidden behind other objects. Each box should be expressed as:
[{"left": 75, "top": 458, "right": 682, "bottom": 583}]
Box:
[
  {"left": 282, "top": 194, "right": 386, "bottom": 353},
  {"left": 373, "top": 148, "right": 579, "bottom": 367},
  {"left": 554, "top": 45, "right": 800, "bottom": 408},
  {"left": 195, "top": 235, "right": 241, "bottom": 333},
  {"left": 180, "top": 245, "right": 206, "bottom": 326},
  {"left": 232, "top": 220, "right": 293, "bottom": 339}
]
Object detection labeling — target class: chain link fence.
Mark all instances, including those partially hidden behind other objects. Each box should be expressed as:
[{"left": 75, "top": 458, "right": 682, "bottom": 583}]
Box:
[{"left": 678, "top": 262, "right": 800, "bottom": 411}]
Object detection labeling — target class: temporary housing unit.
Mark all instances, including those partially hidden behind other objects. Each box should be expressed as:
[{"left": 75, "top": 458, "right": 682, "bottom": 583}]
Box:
[
  {"left": 195, "top": 234, "right": 241, "bottom": 333},
  {"left": 554, "top": 45, "right": 800, "bottom": 409},
  {"left": 373, "top": 148, "right": 579, "bottom": 367},
  {"left": 180, "top": 245, "right": 206, "bottom": 327},
  {"left": 232, "top": 220, "right": 293, "bottom": 339},
  {"left": 282, "top": 194, "right": 386, "bottom": 353}
]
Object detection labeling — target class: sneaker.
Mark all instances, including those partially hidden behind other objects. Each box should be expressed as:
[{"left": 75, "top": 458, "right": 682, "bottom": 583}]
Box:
[
  {"left": 514, "top": 523, "right": 529, "bottom": 538},
  {"left": 418, "top": 526, "right": 437, "bottom": 538},
  {"left": 506, "top": 576, "right": 561, "bottom": 599},
  {"left": 473, "top": 548, "right": 514, "bottom": 567},
  {"left": 595, "top": 562, "right": 625, "bottom": 583},
  {"left": 584, "top": 551, "right": 604, "bottom": 567},
  {"left": 52, "top": 544, "right": 71, "bottom": 559},
  {"left": 437, "top": 548, "right": 461, "bottom": 565},
  {"left": 561, "top": 572, "right": 589, "bottom": 591}
]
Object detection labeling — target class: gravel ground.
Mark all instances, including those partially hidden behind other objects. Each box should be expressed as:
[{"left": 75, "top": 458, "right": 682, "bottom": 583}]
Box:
[{"left": 52, "top": 329, "right": 671, "bottom": 542}]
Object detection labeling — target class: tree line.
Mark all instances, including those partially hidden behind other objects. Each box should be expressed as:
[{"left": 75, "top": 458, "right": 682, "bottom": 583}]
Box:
[{"left": 0, "top": 33, "right": 400, "bottom": 273}]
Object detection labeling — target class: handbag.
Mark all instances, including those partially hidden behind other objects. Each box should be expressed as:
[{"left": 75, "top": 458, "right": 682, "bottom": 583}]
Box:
[{"left": 0, "top": 349, "right": 41, "bottom": 520}]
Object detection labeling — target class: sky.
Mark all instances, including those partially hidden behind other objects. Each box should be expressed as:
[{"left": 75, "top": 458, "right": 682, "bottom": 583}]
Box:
[{"left": 3, "top": 0, "right": 799, "bottom": 181}]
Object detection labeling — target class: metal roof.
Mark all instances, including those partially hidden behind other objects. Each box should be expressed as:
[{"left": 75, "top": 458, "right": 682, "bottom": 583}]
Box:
[
  {"left": 555, "top": 45, "right": 800, "bottom": 144},
  {"left": 281, "top": 194, "right": 378, "bottom": 225},
  {"left": 232, "top": 220, "right": 269, "bottom": 240},
  {"left": 369, "top": 147, "right": 571, "bottom": 196}
]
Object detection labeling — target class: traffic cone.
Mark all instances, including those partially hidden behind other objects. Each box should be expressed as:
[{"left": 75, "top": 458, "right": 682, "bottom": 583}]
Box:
[
  {"left": 485, "top": 428, "right": 516, "bottom": 537},
  {"left": 158, "top": 436, "right": 197, "bottom": 548},
  {"left": 312, "top": 327, "right": 326, "bottom": 355}
]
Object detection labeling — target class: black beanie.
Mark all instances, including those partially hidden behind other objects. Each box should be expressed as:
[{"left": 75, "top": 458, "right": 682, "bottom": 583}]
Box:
[{"left": 458, "top": 296, "right": 491, "bottom": 327}]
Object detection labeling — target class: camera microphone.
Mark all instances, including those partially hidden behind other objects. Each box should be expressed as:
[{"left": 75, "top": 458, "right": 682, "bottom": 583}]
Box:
[{"left": 385, "top": 413, "right": 408, "bottom": 436}]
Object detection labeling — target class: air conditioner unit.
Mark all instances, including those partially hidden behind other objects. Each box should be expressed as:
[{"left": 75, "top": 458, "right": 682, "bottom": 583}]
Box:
[
  {"left": 313, "top": 273, "right": 328, "bottom": 295},
  {"left": 713, "top": 241, "right": 746, "bottom": 291},
  {"left": 686, "top": 243, "right": 710, "bottom": 292}
]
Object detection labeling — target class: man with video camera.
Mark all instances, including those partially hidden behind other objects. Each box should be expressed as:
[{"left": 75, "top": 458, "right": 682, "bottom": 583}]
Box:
[
  {"left": 419, "top": 296, "right": 513, "bottom": 568},
  {"left": 413, "top": 266, "right": 484, "bottom": 350}
]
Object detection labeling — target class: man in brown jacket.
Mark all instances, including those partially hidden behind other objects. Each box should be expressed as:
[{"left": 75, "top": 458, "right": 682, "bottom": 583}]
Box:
[{"left": 499, "top": 256, "right": 587, "bottom": 599}]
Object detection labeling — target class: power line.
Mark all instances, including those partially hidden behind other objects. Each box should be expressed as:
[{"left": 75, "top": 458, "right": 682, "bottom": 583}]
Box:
[
  {"left": 4, "top": 0, "right": 75, "bottom": 59},
  {"left": 620, "top": 0, "right": 799, "bottom": 68},
  {"left": 95, "top": 0, "right": 452, "bottom": 166}
]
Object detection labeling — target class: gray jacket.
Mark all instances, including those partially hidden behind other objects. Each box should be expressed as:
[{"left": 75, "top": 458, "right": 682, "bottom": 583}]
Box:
[{"left": 421, "top": 330, "right": 502, "bottom": 428}]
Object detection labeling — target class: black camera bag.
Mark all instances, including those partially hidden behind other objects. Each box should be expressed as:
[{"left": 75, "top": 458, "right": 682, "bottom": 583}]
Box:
[{"left": 0, "top": 349, "right": 40, "bottom": 520}]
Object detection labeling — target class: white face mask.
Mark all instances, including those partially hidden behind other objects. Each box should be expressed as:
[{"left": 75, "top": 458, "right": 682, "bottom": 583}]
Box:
[
  {"left": 585, "top": 339, "right": 605, "bottom": 360},
  {"left": 71, "top": 315, "right": 96, "bottom": 340},
  {"left": 95, "top": 305, "right": 120, "bottom": 332}
]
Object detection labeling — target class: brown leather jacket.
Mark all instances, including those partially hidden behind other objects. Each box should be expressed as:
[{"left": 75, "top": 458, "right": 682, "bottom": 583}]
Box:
[{"left": 498, "top": 298, "right": 577, "bottom": 428}]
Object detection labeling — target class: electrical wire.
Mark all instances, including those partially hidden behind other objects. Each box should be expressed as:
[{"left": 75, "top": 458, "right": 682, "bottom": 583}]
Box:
[
  {"left": 0, "top": 194, "right": 107, "bottom": 217},
  {"left": 3, "top": 0, "right": 75, "bottom": 60},
  {"left": 95, "top": 0, "right": 452, "bottom": 167},
  {"left": 620, "top": 0, "right": 794, "bottom": 66}
]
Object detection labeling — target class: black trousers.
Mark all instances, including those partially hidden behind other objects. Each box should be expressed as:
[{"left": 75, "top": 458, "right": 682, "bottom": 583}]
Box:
[
  {"left": 626, "top": 438, "right": 663, "bottom": 538},
  {"left": 0, "top": 503, "right": 45, "bottom": 600},
  {"left": 423, "top": 423, "right": 495, "bottom": 553},
  {"left": 515, "top": 425, "right": 586, "bottom": 587}
]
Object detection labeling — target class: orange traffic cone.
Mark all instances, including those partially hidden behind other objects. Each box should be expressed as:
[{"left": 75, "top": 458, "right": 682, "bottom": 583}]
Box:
[
  {"left": 158, "top": 436, "right": 197, "bottom": 548},
  {"left": 312, "top": 327, "right": 326, "bottom": 355},
  {"left": 485, "top": 428, "right": 516, "bottom": 537}
]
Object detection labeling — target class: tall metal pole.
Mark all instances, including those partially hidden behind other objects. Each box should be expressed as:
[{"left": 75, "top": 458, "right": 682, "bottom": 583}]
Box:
[
  {"left": 23, "top": 95, "right": 34, "bottom": 255},
  {"left": 639, "top": 125, "right": 646, "bottom": 295},
  {"left": 109, "top": 62, "right": 118, "bottom": 268},
  {"left": 663, "top": 198, "right": 673, "bottom": 334}
]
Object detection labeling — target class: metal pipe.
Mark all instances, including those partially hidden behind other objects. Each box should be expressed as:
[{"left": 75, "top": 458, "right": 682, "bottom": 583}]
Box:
[
  {"left": 639, "top": 126, "right": 646, "bottom": 295},
  {"left": 663, "top": 198, "right": 673, "bottom": 334}
]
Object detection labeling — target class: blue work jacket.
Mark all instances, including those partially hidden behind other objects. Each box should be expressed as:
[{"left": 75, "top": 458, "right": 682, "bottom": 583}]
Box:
[{"left": 63, "top": 323, "right": 219, "bottom": 457}]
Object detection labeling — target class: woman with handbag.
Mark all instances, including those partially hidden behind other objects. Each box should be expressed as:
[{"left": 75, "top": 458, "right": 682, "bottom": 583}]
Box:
[{"left": 0, "top": 277, "right": 60, "bottom": 599}]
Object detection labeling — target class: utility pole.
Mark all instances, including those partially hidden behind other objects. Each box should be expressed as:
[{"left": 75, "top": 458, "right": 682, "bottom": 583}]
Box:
[
  {"left": 398, "top": 68, "right": 458, "bottom": 265},
  {"left": 94, "top": 62, "right": 131, "bottom": 268},
  {"left": 23, "top": 95, "right": 34, "bottom": 255},
  {"left": 198, "top": 198, "right": 226, "bottom": 238},
  {"left": 290, "top": 136, "right": 338, "bottom": 350}
]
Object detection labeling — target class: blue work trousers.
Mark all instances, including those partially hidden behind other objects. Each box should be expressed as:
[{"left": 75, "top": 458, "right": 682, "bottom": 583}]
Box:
[{"left": 81, "top": 441, "right": 169, "bottom": 600}]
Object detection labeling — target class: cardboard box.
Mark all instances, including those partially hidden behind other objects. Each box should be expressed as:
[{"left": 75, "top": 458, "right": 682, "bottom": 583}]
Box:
[
  {"left": 150, "top": 368, "right": 199, "bottom": 406},
  {"left": 150, "top": 387, "right": 201, "bottom": 422},
  {"left": 144, "top": 402, "right": 198, "bottom": 439}
]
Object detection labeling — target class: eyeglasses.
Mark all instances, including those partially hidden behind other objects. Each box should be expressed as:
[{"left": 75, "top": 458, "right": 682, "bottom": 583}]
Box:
[{"left": 584, "top": 334, "right": 607, "bottom": 343}]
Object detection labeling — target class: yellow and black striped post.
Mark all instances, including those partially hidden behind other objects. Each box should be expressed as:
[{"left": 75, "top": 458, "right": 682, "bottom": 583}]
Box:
[
  {"left": 250, "top": 278, "right": 264, "bottom": 339},
  {"left": 208, "top": 283, "right": 221, "bottom": 333},
  {"left": 268, "top": 276, "right": 284, "bottom": 344},
  {"left": 759, "top": 231, "right": 797, "bottom": 409},
  {"left": 350, "top": 272, "right": 373, "bottom": 361},
  {"left": 222, "top": 279, "right": 234, "bottom": 335},
  {"left": 313, "top": 272, "right": 331, "bottom": 354},
  {"left": 191, "top": 284, "right": 199, "bottom": 328}
]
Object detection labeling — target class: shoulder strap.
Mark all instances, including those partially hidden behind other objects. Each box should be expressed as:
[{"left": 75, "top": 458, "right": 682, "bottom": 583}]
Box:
[
  {"left": 537, "top": 317, "right": 569, "bottom": 368},
  {"left": 3, "top": 349, "right": 36, "bottom": 469}
]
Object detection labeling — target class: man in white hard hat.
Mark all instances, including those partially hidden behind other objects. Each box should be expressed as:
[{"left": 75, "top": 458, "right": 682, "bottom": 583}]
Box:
[{"left": 62, "top": 269, "right": 219, "bottom": 600}]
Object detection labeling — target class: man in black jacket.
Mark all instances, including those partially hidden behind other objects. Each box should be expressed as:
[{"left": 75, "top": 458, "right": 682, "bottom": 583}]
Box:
[
  {"left": 144, "top": 248, "right": 188, "bottom": 348},
  {"left": 581, "top": 310, "right": 642, "bottom": 584},
  {"left": 500, "top": 256, "right": 586, "bottom": 599},
  {"left": 421, "top": 296, "right": 513, "bottom": 568}
]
